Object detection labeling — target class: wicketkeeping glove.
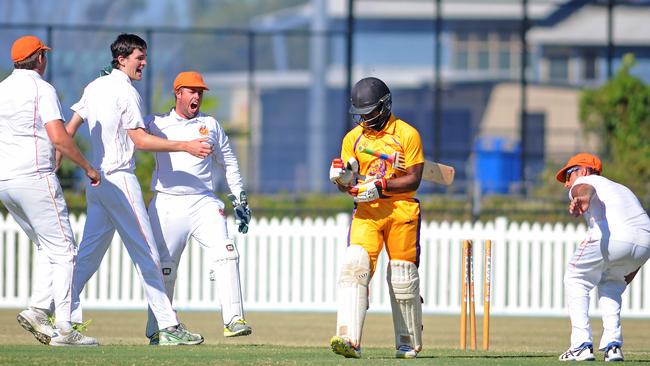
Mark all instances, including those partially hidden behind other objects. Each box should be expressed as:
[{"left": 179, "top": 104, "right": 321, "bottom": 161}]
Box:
[
  {"left": 227, "top": 191, "right": 251, "bottom": 234},
  {"left": 348, "top": 177, "right": 386, "bottom": 203}
]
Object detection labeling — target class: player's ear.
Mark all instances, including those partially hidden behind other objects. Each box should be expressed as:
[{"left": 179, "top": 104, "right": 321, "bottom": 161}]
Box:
[{"left": 116, "top": 54, "right": 126, "bottom": 68}]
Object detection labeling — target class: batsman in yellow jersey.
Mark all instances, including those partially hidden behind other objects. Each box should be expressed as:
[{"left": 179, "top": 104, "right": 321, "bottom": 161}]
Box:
[{"left": 328, "top": 77, "right": 424, "bottom": 359}]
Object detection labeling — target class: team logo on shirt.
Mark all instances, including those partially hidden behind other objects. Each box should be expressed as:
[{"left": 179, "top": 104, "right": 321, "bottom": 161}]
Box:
[
  {"left": 367, "top": 159, "right": 387, "bottom": 179},
  {"left": 199, "top": 125, "right": 209, "bottom": 136}
]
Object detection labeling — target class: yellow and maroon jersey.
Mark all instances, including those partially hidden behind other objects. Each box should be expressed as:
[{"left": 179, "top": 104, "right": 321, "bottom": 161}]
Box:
[{"left": 341, "top": 114, "right": 424, "bottom": 201}]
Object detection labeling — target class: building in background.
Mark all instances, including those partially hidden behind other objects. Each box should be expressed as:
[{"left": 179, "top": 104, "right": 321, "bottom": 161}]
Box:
[
  {"left": 202, "top": 0, "right": 650, "bottom": 194},
  {"left": 2, "top": 0, "right": 650, "bottom": 194}
]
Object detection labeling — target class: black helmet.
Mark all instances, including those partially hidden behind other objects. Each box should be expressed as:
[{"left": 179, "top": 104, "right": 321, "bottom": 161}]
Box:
[{"left": 349, "top": 77, "right": 392, "bottom": 131}]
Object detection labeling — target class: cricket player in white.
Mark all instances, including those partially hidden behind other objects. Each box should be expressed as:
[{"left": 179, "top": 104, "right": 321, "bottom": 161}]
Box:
[
  {"left": 143, "top": 71, "right": 252, "bottom": 344},
  {"left": 556, "top": 153, "right": 650, "bottom": 362},
  {"left": 64, "top": 34, "right": 211, "bottom": 345},
  {"left": 0, "top": 35, "right": 100, "bottom": 346}
]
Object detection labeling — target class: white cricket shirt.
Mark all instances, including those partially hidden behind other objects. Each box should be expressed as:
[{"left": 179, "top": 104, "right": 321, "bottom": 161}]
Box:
[
  {"left": 145, "top": 109, "right": 244, "bottom": 196},
  {"left": 71, "top": 69, "right": 145, "bottom": 174},
  {"left": 0, "top": 69, "right": 64, "bottom": 180},
  {"left": 571, "top": 175, "right": 650, "bottom": 246}
]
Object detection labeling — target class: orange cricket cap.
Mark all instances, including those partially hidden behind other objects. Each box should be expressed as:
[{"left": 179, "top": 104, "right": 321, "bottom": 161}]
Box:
[
  {"left": 11, "top": 35, "right": 51, "bottom": 62},
  {"left": 173, "top": 71, "right": 209, "bottom": 91},
  {"left": 555, "top": 152, "right": 602, "bottom": 183}
]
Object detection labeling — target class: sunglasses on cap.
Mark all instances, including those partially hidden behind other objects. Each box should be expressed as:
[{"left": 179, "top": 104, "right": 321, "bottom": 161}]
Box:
[{"left": 565, "top": 166, "right": 581, "bottom": 182}]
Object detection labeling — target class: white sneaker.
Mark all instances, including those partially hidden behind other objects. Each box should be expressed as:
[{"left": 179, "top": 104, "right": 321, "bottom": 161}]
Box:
[
  {"left": 395, "top": 345, "right": 419, "bottom": 359},
  {"left": 223, "top": 319, "right": 252, "bottom": 337},
  {"left": 17, "top": 309, "right": 54, "bottom": 345},
  {"left": 604, "top": 342, "right": 624, "bottom": 362},
  {"left": 159, "top": 324, "right": 204, "bottom": 346},
  {"left": 559, "top": 342, "right": 595, "bottom": 361},
  {"left": 50, "top": 329, "right": 99, "bottom": 346}
]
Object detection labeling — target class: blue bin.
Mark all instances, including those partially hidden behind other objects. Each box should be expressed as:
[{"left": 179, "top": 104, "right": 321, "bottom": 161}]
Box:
[{"left": 474, "top": 137, "right": 521, "bottom": 194}]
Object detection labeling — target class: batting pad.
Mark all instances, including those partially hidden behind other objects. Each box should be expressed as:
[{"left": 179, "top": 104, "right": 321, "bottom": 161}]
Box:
[
  {"left": 336, "top": 245, "right": 371, "bottom": 348},
  {"left": 388, "top": 260, "right": 422, "bottom": 352},
  {"left": 212, "top": 239, "right": 244, "bottom": 326}
]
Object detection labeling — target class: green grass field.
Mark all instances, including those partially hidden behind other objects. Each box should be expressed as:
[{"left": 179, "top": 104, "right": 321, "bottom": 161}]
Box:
[{"left": 1, "top": 309, "right": 650, "bottom": 365}]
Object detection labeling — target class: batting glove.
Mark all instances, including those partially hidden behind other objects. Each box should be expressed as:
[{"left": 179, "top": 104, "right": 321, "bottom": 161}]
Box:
[
  {"left": 329, "top": 157, "right": 358, "bottom": 187},
  {"left": 348, "top": 177, "right": 386, "bottom": 203},
  {"left": 228, "top": 191, "right": 251, "bottom": 234}
]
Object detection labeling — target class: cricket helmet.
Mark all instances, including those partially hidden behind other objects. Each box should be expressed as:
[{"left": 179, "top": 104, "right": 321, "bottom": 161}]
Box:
[{"left": 349, "top": 77, "right": 392, "bottom": 131}]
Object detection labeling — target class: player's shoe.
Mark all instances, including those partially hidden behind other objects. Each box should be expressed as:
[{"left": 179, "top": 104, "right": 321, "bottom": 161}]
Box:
[
  {"left": 604, "top": 342, "right": 624, "bottom": 362},
  {"left": 72, "top": 320, "right": 92, "bottom": 333},
  {"left": 148, "top": 331, "right": 160, "bottom": 346},
  {"left": 17, "top": 308, "right": 55, "bottom": 345},
  {"left": 50, "top": 329, "right": 99, "bottom": 346},
  {"left": 46, "top": 315, "right": 92, "bottom": 333},
  {"left": 224, "top": 319, "right": 252, "bottom": 337},
  {"left": 159, "top": 324, "right": 204, "bottom": 346},
  {"left": 395, "top": 344, "right": 419, "bottom": 359},
  {"left": 559, "top": 342, "right": 595, "bottom": 361},
  {"left": 330, "top": 335, "right": 361, "bottom": 359}
]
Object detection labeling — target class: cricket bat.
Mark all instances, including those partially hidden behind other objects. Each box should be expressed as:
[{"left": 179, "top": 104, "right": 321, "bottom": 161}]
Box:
[{"left": 361, "top": 147, "right": 455, "bottom": 186}]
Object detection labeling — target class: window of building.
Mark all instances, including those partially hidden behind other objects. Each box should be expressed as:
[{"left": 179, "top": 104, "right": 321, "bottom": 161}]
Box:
[
  {"left": 498, "top": 49, "right": 511, "bottom": 70},
  {"left": 453, "top": 31, "right": 470, "bottom": 70},
  {"left": 452, "top": 30, "right": 517, "bottom": 73},
  {"left": 549, "top": 55, "right": 569, "bottom": 81},
  {"left": 583, "top": 52, "right": 597, "bottom": 80},
  {"left": 523, "top": 112, "right": 546, "bottom": 182},
  {"left": 456, "top": 50, "right": 469, "bottom": 69},
  {"left": 478, "top": 49, "right": 490, "bottom": 70}
]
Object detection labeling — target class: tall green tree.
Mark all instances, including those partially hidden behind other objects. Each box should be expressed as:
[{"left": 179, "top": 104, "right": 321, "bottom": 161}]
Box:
[{"left": 579, "top": 54, "right": 650, "bottom": 196}]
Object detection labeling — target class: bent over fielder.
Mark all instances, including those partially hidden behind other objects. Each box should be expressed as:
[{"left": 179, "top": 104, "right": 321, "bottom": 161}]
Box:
[
  {"left": 329, "top": 77, "right": 424, "bottom": 359},
  {"left": 556, "top": 153, "right": 650, "bottom": 362},
  {"left": 144, "top": 71, "right": 252, "bottom": 343}
]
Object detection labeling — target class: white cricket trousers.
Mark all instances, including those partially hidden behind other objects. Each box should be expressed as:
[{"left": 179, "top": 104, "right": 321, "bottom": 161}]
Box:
[
  {"left": 0, "top": 174, "right": 75, "bottom": 323},
  {"left": 71, "top": 171, "right": 178, "bottom": 329},
  {"left": 144, "top": 192, "right": 244, "bottom": 337},
  {"left": 565, "top": 236, "right": 650, "bottom": 350}
]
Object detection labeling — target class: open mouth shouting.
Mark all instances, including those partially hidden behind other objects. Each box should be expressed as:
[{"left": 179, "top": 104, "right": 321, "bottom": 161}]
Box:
[
  {"left": 174, "top": 83, "right": 205, "bottom": 119},
  {"left": 188, "top": 100, "right": 200, "bottom": 115}
]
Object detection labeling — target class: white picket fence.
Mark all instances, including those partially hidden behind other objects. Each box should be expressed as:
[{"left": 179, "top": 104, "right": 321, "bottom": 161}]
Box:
[{"left": 0, "top": 213, "right": 648, "bottom": 317}]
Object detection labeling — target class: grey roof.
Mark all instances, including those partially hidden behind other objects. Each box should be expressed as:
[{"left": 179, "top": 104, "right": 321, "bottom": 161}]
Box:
[
  {"left": 528, "top": 5, "right": 650, "bottom": 46},
  {"left": 252, "top": 0, "right": 559, "bottom": 30},
  {"left": 327, "top": 0, "right": 558, "bottom": 20}
]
